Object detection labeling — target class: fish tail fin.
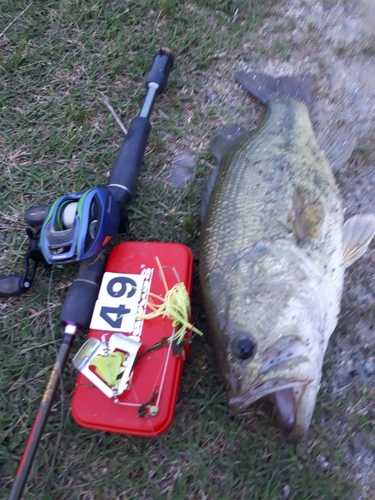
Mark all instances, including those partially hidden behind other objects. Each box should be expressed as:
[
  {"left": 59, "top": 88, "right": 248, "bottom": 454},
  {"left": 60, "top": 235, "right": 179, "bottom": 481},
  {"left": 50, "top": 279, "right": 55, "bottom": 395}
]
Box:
[{"left": 235, "top": 71, "right": 315, "bottom": 107}]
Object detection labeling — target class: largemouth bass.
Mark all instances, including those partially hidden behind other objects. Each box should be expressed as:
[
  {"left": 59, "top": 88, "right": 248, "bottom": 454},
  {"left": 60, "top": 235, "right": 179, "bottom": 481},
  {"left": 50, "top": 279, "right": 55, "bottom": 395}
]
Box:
[{"left": 199, "top": 71, "right": 375, "bottom": 443}]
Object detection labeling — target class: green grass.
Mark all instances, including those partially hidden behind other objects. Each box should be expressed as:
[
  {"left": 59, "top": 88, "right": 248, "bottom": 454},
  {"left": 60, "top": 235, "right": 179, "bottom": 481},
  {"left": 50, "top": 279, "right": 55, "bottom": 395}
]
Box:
[{"left": 0, "top": 1, "right": 356, "bottom": 499}]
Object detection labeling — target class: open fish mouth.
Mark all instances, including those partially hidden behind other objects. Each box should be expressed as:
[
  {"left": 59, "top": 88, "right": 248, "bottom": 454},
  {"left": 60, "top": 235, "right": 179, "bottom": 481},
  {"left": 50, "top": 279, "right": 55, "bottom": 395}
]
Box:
[
  {"left": 225, "top": 332, "right": 320, "bottom": 441},
  {"left": 228, "top": 377, "right": 310, "bottom": 411},
  {"left": 229, "top": 377, "right": 312, "bottom": 437},
  {"left": 228, "top": 335, "right": 315, "bottom": 410}
]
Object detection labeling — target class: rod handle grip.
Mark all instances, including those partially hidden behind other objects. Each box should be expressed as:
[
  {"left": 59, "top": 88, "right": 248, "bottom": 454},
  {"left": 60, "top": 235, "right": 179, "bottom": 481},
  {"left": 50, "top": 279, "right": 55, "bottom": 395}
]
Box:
[
  {"left": 107, "top": 116, "right": 151, "bottom": 212},
  {"left": 60, "top": 251, "right": 107, "bottom": 329}
]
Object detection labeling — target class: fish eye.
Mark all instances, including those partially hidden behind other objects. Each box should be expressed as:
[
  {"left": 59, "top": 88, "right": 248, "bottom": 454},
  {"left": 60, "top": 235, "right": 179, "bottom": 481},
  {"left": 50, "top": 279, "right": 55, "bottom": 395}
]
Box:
[{"left": 232, "top": 336, "right": 256, "bottom": 361}]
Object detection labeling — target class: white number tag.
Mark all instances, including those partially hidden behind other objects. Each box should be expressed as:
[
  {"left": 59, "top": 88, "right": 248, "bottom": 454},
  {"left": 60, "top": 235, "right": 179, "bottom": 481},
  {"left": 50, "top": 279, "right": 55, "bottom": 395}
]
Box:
[
  {"left": 90, "top": 271, "right": 150, "bottom": 333},
  {"left": 98, "top": 272, "right": 144, "bottom": 303},
  {"left": 90, "top": 299, "right": 139, "bottom": 332}
]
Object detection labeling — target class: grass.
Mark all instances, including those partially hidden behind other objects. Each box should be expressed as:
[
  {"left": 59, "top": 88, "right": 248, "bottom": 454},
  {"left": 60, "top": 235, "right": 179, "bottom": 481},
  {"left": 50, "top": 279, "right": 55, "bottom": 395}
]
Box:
[{"left": 0, "top": 1, "right": 358, "bottom": 499}]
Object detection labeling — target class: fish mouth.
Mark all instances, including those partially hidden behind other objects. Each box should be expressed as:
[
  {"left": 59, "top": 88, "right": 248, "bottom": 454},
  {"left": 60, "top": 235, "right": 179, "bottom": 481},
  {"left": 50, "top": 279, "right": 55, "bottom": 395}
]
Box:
[
  {"left": 225, "top": 335, "right": 319, "bottom": 441},
  {"left": 228, "top": 336, "right": 314, "bottom": 411},
  {"left": 227, "top": 345, "right": 315, "bottom": 441},
  {"left": 229, "top": 377, "right": 311, "bottom": 441},
  {"left": 228, "top": 376, "right": 310, "bottom": 410}
]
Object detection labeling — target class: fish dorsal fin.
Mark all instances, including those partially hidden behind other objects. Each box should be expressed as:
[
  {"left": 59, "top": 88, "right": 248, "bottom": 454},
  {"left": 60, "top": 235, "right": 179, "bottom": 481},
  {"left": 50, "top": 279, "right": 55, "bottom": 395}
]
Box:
[
  {"left": 201, "top": 125, "right": 250, "bottom": 219},
  {"left": 317, "top": 126, "right": 357, "bottom": 172},
  {"left": 292, "top": 186, "right": 324, "bottom": 243},
  {"left": 343, "top": 215, "right": 375, "bottom": 267},
  {"left": 236, "top": 71, "right": 315, "bottom": 107}
]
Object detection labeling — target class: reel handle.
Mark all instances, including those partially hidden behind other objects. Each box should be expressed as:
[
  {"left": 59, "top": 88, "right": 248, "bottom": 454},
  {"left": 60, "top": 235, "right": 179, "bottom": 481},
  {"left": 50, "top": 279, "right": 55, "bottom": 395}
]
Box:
[
  {"left": 0, "top": 275, "right": 26, "bottom": 297},
  {"left": 24, "top": 205, "right": 50, "bottom": 227}
]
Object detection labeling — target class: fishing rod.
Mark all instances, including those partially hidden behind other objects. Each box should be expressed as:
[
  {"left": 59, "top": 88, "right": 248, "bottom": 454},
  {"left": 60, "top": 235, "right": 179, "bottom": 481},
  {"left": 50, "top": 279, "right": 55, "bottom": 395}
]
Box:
[{"left": 7, "top": 47, "right": 174, "bottom": 500}]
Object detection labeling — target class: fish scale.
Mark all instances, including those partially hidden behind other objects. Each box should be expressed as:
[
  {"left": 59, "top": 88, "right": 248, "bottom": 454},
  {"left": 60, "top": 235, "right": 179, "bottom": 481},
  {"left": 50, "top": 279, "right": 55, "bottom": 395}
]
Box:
[{"left": 201, "top": 99, "right": 343, "bottom": 289}]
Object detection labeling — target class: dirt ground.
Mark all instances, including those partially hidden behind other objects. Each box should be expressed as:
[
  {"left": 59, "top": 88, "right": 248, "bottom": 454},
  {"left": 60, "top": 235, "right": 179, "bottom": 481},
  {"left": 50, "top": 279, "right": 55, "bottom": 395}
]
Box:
[{"left": 238, "top": 1, "right": 375, "bottom": 497}]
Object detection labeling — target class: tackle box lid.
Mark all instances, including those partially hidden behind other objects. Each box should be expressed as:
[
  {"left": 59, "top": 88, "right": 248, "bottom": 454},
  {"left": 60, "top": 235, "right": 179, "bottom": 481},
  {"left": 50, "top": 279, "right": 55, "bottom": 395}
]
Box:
[{"left": 71, "top": 241, "right": 194, "bottom": 437}]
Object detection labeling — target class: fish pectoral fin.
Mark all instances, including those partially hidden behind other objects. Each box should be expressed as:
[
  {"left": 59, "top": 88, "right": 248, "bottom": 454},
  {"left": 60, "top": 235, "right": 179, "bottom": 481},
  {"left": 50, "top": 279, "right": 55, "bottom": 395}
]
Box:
[
  {"left": 343, "top": 214, "right": 375, "bottom": 267},
  {"left": 201, "top": 125, "right": 250, "bottom": 219},
  {"left": 210, "top": 125, "right": 250, "bottom": 163},
  {"left": 292, "top": 186, "right": 323, "bottom": 243},
  {"left": 317, "top": 125, "right": 357, "bottom": 172},
  {"left": 201, "top": 168, "right": 219, "bottom": 220}
]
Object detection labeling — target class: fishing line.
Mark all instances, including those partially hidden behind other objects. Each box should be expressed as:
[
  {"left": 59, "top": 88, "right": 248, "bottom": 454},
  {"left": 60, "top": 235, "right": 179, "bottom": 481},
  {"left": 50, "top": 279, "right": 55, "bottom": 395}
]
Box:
[
  {"left": 155, "top": 327, "right": 174, "bottom": 409},
  {"left": 39, "top": 265, "right": 65, "bottom": 495}
]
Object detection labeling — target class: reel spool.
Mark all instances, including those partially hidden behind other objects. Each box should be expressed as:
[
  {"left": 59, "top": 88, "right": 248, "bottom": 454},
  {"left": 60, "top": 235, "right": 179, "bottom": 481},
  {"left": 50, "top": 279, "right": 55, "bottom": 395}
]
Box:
[{"left": 40, "top": 187, "right": 120, "bottom": 264}]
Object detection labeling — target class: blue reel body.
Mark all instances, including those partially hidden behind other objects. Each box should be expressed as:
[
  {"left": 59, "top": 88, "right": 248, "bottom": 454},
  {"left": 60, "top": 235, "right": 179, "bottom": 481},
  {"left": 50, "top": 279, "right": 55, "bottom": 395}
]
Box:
[{"left": 40, "top": 187, "right": 120, "bottom": 264}]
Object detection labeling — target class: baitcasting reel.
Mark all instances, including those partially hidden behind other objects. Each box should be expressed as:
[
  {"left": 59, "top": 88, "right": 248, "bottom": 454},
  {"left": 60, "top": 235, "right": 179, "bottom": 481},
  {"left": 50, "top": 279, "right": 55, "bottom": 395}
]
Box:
[
  {"left": 0, "top": 187, "right": 120, "bottom": 297},
  {"left": 40, "top": 187, "right": 120, "bottom": 264}
]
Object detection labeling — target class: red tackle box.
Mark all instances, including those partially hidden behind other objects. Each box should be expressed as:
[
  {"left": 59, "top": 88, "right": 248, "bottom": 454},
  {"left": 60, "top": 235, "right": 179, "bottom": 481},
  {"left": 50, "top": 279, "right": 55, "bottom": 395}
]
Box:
[{"left": 71, "top": 241, "right": 193, "bottom": 437}]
